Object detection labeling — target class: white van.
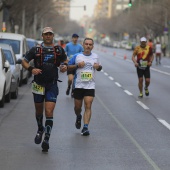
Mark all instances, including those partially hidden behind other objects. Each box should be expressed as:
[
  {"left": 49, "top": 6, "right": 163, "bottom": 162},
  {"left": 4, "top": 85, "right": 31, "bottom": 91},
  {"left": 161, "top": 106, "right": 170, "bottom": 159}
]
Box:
[
  {"left": 0, "top": 32, "right": 29, "bottom": 86},
  {"left": 0, "top": 47, "right": 12, "bottom": 107}
]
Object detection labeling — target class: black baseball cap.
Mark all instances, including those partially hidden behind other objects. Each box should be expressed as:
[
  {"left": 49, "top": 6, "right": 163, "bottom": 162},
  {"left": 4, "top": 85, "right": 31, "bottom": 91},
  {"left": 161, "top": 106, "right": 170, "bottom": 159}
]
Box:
[{"left": 72, "top": 33, "right": 79, "bottom": 38}]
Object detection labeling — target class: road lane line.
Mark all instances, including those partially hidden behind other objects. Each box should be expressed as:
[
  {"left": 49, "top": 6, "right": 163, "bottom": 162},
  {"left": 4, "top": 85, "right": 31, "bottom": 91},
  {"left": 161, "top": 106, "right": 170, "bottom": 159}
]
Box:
[
  {"left": 157, "top": 119, "right": 170, "bottom": 130},
  {"left": 136, "top": 101, "right": 149, "bottom": 110},
  {"left": 96, "top": 95, "right": 160, "bottom": 170},
  {"left": 151, "top": 67, "right": 170, "bottom": 76},
  {"left": 124, "top": 90, "right": 133, "bottom": 96},
  {"left": 163, "top": 65, "right": 170, "bottom": 68},
  {"left": 115, "top": 82, "right": 121, "bottom": 87},
  {"left": 104, "top": 72, "right": 108, "bottom": 76},
  {"left": 108, "top": 76, "right": 114, "bottom": 80},
  {"left": 125, "top": 59, "right": 170, "bottom": 76}
]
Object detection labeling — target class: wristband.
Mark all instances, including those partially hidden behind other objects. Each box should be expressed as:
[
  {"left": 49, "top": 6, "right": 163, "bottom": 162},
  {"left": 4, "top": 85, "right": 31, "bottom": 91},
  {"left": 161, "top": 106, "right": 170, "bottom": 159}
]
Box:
[{"left": 28, "top": 66, "right": 34, "bottom": 72}]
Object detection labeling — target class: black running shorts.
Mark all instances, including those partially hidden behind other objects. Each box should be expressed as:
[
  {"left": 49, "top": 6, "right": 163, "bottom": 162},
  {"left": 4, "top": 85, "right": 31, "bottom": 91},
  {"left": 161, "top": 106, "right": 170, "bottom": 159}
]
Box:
[
  {"left": 137, "top": 67, "right": 150, "bottom": 78},
  {"left": 73, "top": 88, "right": 95, "bottom": 100}
]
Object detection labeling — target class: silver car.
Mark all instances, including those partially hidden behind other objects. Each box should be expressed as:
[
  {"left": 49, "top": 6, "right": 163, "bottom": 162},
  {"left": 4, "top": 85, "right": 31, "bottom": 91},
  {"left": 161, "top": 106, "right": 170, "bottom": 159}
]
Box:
[{"left": 0, "top": 43, "right": 21, "bottom": 99}]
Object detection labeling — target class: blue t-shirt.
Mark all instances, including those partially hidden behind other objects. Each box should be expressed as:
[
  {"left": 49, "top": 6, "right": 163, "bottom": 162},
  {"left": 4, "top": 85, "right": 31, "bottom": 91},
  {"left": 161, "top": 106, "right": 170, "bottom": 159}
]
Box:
[{"left": 65, "top": 42, "right": 83, "bottom": 60}]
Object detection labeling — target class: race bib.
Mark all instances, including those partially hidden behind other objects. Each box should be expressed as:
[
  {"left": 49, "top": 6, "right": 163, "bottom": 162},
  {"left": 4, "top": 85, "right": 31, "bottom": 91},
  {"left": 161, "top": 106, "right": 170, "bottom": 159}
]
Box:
[
  {"left": 81, "top": 71, "right": 93, "bottom": 81},
  {"left": 32, "top": 82, "right": 45, "bottom": 95},
  {"left": 140, "top": 60, "right": 148, "bottom": 68}
]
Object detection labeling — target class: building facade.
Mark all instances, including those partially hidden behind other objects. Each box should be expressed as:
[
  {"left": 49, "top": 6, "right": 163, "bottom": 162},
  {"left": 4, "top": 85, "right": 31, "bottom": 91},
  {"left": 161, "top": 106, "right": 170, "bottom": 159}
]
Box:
[{"left": 94, "top": 0, "right": 134, "bottom": 18}]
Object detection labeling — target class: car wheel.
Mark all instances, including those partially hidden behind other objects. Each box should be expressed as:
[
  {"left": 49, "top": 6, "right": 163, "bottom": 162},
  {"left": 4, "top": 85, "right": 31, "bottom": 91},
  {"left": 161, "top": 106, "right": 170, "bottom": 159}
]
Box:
[
  {"left": 5, "top": 91, "right": 11, "bottom": 103},
  {"left": 0, "top": 88, "right": 5, "bottom": 108},
  {"left": 23, "top": 74, "right": 28, "bottom": 84},
  {"left": 11, "top": 85, "right": 18, "bottom": 99}
]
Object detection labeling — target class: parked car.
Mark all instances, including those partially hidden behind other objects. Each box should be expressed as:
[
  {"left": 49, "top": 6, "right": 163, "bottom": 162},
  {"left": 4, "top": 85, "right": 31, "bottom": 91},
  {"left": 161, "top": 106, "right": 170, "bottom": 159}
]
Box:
[
  {"left": 113, "top": 41, "right": 121, "bottom": 48},
  {"left": 26, "top": 38, "right": 38, "bottom": 50},
  {"left": 0, "top": 32, "right": 29, "bottom": 86},
  {"left": 0, "top": 47, "right": 12, "bottom": 107},
  {"left": 120, "top": 40, "right": 128, "bottom": 49},
  {"left": 0, "top": 43, "right": 21, "bottom": 99},
  {"left": 26, "top": 38, "right": 38, "bottom": 77}
]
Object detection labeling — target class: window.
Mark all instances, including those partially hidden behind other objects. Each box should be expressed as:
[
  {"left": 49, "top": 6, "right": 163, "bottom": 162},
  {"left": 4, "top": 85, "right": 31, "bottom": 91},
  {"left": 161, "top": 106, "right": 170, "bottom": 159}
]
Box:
[
  {"left": 3, "top": 49, "right": 14, "bottom": 65},
  {"left": 0, "top": 39, "right": 20, "bottom": 54}
]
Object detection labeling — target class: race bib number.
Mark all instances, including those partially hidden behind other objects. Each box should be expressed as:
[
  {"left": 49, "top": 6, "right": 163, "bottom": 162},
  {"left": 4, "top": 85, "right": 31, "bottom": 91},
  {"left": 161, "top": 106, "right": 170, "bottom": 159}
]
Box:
[
  {"left": 81, "top": 71, "right": 93, "bottom": 81},
  {"left": 140, "top": 60, "right": 148, "bottom": 68},
  {"left": 32, "top": 82, "right": 45, "bottom": 95}
]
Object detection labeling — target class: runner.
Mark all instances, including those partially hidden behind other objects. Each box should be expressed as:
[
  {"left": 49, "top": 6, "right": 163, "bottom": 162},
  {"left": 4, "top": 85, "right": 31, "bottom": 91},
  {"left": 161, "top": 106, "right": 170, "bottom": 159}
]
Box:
[
  {"left": 155, "top": 41, "right": 162, "bottom": 65},
  {"left": 132, "top": 37, "right": 154, "bottom": 98},
  {"left": 65, "top": 33, "right": 83, "bottom": 97},
  {"left": 22, "top": 27, "right": 67, "bottom": 152},
  {"left": 67, "top": 37, "right": 102, "bottom": 136}
]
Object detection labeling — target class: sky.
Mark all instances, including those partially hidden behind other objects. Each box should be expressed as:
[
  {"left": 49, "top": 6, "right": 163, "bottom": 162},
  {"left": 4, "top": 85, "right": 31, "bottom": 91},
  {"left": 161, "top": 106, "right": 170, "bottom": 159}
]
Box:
[{"left": 70, "top": 0, "right": 97, "bottom": 21}]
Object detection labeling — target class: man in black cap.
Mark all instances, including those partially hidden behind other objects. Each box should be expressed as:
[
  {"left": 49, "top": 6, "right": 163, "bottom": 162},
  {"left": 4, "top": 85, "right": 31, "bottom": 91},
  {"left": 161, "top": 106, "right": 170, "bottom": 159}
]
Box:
[{"left": 65, "top": 33, "right": 83, "bottom": 97}]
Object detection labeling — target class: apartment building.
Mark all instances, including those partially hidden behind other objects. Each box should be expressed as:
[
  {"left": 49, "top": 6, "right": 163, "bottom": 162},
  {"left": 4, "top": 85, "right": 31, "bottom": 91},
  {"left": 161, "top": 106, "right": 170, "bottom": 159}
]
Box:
[{"left": 94, "top": 0, "right": 134, "bottom": 18}]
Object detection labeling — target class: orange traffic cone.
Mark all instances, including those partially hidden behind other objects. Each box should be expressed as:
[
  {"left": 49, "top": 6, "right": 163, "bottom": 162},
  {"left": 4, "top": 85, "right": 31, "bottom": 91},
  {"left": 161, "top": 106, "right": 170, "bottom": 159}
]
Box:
[
  {"left": 124, "top": 55, "right": 127, "bottom": 60},
  {"left": 113, "top": 52, "right": 116, "bottom": 56}
]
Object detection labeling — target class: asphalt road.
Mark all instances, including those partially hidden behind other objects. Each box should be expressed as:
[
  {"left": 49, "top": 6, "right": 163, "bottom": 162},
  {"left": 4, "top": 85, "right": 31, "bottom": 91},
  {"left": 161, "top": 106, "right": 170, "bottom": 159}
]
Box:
[{"left": 0, "top": 45, "right": 170, "bottom": 170}]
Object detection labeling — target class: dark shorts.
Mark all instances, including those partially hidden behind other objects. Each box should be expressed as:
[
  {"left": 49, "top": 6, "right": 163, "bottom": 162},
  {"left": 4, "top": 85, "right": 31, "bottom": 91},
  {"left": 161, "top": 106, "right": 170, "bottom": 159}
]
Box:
[
  {"left": 73, "top": 88, "right": 95, "bottom": 100},
  {"left": 67, "top": 69, "right": 76, "bottom": 75},
  {"left": 156, "top": 53, "right": 161, "bottom": 56},
  {"left": 137, "top": 67, "right": 150, "bottom": 78},
  {"left": 33, "top": 81, "right": 59, "bottom": 103}
]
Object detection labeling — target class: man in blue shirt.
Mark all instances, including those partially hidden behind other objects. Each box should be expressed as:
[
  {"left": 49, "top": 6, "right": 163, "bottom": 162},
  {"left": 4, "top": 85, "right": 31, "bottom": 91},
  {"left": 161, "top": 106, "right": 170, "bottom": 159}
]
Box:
[{"left": 65, "top": 33, "right": 83, "bottom": 97}]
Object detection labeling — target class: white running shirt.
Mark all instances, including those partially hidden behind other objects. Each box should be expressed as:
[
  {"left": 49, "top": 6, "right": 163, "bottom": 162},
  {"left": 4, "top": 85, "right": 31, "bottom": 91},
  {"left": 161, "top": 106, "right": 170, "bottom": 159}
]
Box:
[
  {"left": 155, "top": 44, "right": 162, "bottom": 53},
  {"left": 68, "top": 52, "right": 101, "bottom": 89}
]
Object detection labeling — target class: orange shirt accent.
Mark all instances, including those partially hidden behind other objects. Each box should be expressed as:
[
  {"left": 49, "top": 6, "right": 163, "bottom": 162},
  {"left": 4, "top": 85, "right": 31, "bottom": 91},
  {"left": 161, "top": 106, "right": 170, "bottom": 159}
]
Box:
[
  {"left": 133, "top": 45, "right": 152, "bottom": 62},
  {"left": 147, "top": 42, "right": 153, "bottom": 48}
]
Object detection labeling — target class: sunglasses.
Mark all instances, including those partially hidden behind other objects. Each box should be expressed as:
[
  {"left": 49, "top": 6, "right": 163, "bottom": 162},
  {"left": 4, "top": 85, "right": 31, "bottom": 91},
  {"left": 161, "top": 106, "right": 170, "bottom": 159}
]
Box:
[{"left": 84, "top": 43, "right": 93, "bottom": 46}]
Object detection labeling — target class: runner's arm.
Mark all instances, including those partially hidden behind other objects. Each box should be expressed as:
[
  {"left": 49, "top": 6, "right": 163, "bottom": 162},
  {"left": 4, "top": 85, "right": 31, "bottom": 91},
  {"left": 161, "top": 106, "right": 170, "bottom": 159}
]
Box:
[{"left": 132, "top": 49, "right": 138, "bottom": 67}]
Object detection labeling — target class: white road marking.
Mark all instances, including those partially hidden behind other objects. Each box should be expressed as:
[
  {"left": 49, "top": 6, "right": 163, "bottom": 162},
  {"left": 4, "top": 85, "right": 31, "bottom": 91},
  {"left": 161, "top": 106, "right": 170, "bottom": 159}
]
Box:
[
  {"left": 136, "top": 101, "right": 149, "bottom": 110},
  {"left": 109, "top": 76, "right": 114, "bottom": 80},
  {"left": 151, "top": 67, "right": 170, "bottom": 76},
  {"left": 122, "top": 58, "right": 170, "bottom": 76},
  {"left": 124, "top": 90, "right": 133, "bottom": 95},
  {"left": 157, "top": 118, "right": 170, "bottom": 130},
  {"left": 163, "top": 65, "right": 170, "bottom": 68},
  {"left": 115, "top": 82, "right": 121, "bottom": 87},
  {"left": 104, "top": 72, "right": 108, "bottom": 76}
]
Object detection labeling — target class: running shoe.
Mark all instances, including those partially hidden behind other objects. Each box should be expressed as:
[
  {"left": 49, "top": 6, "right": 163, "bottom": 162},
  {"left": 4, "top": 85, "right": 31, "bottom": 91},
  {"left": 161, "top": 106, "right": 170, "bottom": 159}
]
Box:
[
  {"left": 81, "top": 127, "right": 90, "bottom": 136},
  {"left": 34, "top": 127, "right": 45, "bottom": 144},
  {"left": 138, "top": 93, "right": 143, "bottom": 98},
  {"left": 75, "top": 114, "right": 82, "bottom": 129},
  {"left": 66, "top": 87, "right": 70, "bottom": 95},
  {"left": 145, "top": 87, "right": 149, "bottom": 96},
  {"left": 41, "top": 139, "right": 49, "bottom": 153}
]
